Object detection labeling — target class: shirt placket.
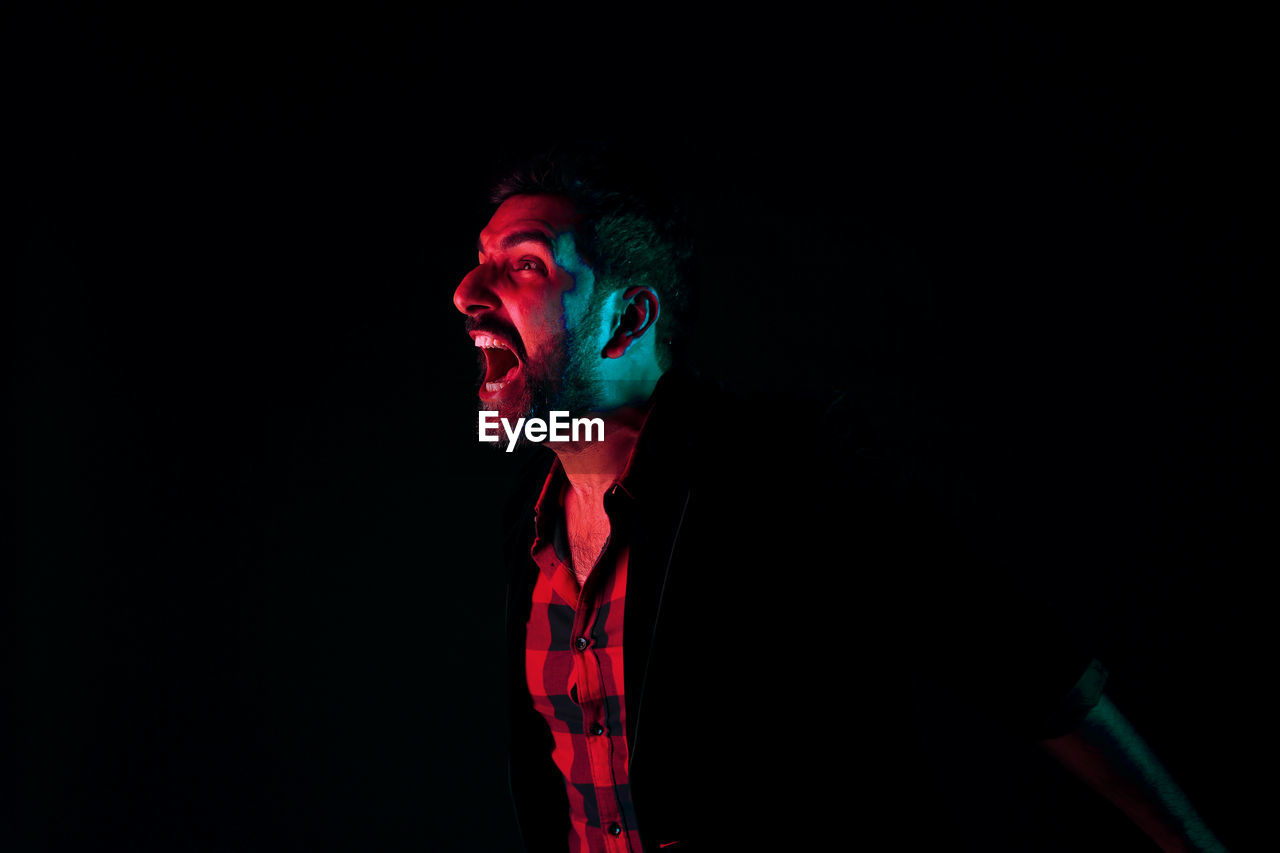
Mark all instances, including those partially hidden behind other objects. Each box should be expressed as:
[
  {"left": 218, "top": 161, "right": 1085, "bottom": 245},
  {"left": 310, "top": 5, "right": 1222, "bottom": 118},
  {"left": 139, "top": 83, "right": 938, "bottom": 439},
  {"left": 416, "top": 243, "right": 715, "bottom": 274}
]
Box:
[{"left": 571, "top": 579, "right": 630, "bottom": 852}]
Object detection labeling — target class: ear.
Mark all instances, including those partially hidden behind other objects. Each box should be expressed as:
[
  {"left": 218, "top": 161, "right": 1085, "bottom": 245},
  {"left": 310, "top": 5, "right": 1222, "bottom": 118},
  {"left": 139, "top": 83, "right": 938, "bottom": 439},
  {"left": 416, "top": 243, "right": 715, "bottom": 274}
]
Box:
[{"left": 602, "top": 286, "right": 661, "bottom": 359}]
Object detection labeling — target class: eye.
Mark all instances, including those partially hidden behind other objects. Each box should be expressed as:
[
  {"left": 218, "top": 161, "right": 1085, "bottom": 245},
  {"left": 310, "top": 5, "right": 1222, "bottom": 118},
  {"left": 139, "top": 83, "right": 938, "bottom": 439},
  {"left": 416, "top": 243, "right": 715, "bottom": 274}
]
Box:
[{"left": 514, "top": 257, "right": 546, "bottom": 273}]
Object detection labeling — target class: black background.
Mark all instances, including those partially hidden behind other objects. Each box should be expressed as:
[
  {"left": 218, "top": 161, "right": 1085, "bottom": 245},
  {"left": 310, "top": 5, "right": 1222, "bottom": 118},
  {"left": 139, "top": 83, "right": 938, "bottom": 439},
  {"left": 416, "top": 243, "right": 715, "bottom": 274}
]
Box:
[{"left": 7, "top": 3, "right": 1271, "bottom": 850}]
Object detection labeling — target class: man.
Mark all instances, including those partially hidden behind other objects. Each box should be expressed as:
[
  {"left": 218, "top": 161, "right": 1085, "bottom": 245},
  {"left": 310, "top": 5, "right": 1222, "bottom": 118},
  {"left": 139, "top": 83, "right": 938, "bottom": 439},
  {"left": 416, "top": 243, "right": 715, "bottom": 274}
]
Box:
[{"left": 452, "top": 150, "right": 1227, "bottom": 851}]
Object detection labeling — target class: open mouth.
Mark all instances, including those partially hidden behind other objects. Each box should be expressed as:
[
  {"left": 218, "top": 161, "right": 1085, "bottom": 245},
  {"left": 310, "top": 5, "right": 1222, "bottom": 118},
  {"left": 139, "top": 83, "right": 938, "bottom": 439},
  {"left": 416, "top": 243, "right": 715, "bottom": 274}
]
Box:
[{"left": 474, "top": 333, "right": 521, "bottom": 397}]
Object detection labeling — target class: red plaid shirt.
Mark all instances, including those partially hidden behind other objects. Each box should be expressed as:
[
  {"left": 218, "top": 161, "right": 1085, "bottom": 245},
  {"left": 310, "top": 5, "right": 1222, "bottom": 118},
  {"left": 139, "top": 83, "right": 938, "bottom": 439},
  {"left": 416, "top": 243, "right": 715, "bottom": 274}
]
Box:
[{"left": 524, "top": 460, "right": 643, "bottom": 852}]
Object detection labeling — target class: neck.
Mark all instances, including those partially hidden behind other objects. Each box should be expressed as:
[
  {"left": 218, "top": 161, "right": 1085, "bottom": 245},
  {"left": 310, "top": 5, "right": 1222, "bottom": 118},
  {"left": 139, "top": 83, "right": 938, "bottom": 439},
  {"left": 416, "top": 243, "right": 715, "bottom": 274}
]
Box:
[{"left": 551, "top": 402, "right": 650, "bottom": 507}]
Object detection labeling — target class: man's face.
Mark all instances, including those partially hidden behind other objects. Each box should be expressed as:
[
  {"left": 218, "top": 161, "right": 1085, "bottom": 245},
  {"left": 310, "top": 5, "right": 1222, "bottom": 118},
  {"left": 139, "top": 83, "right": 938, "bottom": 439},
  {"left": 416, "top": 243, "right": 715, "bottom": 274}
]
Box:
[{"left": 453, "top": 194, "right": 604, "bottom": 426}]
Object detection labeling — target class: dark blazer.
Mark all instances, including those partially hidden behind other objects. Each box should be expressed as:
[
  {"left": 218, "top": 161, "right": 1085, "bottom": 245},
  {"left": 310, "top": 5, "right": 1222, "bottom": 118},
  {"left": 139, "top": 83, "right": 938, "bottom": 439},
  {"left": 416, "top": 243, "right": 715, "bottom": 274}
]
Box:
[{"left": 501, "top": 370, "right": 1099, "bottom": 851}]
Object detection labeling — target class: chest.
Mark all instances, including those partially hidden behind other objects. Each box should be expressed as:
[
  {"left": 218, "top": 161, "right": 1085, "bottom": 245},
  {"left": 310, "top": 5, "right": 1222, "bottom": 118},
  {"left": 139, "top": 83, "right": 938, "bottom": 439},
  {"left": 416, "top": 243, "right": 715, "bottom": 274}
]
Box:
[{"left": 564, "top": 496, "right": 612, "bottom": 586}]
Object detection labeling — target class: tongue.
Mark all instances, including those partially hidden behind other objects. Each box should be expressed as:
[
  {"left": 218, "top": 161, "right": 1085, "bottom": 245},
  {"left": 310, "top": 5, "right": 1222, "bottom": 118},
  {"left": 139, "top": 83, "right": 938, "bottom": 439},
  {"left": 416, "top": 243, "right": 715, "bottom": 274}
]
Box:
[{"left": 485, "top": 347, "right": 519, "bottom": 382}]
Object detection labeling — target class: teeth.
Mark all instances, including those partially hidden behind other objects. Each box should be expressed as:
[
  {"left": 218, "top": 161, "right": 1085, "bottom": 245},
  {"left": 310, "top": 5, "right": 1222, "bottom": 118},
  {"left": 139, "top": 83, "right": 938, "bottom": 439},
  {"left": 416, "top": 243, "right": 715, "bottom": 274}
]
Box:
[
  {"left": 473, "top": 335, "right": 507, "bottom": 350},
  {"left": 484, "top": 381, "right": 505, "bottom": 392}
]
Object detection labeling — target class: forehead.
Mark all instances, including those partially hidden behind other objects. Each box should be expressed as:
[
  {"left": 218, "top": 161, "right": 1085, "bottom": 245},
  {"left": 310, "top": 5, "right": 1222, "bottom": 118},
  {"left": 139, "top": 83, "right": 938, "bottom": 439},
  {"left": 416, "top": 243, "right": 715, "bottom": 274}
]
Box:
[{"left": 480, "top": 194, "right": 582, "bottom": 246}]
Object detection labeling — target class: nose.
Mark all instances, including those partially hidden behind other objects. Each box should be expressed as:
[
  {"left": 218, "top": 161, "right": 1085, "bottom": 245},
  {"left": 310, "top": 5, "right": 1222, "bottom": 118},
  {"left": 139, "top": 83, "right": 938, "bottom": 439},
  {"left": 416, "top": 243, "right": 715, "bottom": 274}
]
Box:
[{"left": 453, "top": 265, "right": 498, "bottom": 316}]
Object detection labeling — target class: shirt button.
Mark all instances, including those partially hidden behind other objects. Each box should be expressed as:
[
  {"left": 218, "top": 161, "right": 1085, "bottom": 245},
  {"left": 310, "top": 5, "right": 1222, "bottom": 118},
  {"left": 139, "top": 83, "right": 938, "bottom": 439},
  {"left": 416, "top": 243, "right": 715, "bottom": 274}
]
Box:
[
  {"left": 590, "top": 722, "right": 606, "bottom": 736},
  {"left": 574, "top": 636, "right": 590, "bottom": 652},
  {"left": 607, "top": 823, "right": 622, "bottom": 837}
]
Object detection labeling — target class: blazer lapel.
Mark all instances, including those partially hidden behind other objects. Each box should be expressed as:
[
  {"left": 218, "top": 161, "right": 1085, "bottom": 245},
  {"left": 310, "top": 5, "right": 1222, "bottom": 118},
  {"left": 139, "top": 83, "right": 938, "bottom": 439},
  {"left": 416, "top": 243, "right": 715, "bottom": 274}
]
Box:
[
  {"left": 618, "top": 371, "right": 703, "bottom": 765},
  {"left": 622, "top": 479, "right": 692, "bottom": 766}
]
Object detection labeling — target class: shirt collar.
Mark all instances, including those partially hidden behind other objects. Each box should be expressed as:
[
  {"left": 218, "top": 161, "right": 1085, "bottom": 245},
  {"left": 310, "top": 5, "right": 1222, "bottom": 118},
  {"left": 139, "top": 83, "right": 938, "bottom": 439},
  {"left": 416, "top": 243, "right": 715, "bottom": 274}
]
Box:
[
  {"left": 529, "top": 457, "right": 565, "bottom": 556},
  {"left": 529, "top": 369, "right": 694, "bottom": 553}
]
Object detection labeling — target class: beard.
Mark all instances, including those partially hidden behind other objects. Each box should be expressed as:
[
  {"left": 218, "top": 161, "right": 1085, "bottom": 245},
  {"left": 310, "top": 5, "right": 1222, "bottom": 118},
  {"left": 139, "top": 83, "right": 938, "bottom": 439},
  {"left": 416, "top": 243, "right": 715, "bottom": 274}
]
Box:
[{"left": 476, "top": 322, "right": 605, "bottom": 452}]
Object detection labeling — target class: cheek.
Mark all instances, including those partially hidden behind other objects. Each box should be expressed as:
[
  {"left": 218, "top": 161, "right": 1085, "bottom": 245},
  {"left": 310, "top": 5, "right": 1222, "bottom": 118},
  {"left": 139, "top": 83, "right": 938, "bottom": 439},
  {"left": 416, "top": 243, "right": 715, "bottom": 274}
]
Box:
[
  {"left": 512, "top": 299, "right": 570, "bottom": 361},
  {"left": 512, "top": 271, "right": 592, "bottom": 359},
  {"left": 559, "top": 264, "right": 595, "bottom": 318},
  {"left": 559, "top": 272, "right": 605, "bottom": 343}
]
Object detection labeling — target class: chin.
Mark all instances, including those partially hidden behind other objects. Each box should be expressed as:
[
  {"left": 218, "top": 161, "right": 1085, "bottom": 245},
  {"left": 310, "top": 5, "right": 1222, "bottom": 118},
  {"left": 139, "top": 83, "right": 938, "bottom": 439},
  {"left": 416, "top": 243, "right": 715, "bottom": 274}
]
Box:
[{"left": 477, "top": 383, "right": 533, "bottom": 426}]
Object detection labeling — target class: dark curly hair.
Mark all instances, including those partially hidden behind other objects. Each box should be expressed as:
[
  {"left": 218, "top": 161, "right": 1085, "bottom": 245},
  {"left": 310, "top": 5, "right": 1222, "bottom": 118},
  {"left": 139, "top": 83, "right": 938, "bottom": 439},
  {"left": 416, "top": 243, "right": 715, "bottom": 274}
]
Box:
[{"left": 488, "top": 144, "right": 694, "bottom": 370}]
